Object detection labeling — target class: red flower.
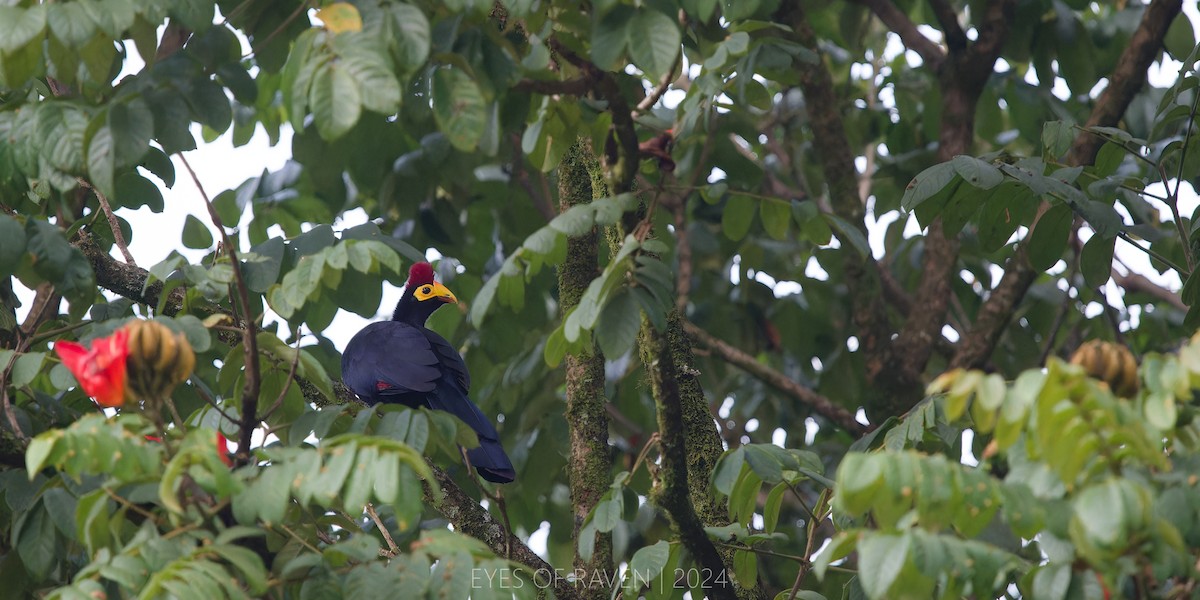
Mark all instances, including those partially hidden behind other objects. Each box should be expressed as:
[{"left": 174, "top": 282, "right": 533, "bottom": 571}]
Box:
[{"left": 54, "top": 329, "right": 130, "bottom": 408}]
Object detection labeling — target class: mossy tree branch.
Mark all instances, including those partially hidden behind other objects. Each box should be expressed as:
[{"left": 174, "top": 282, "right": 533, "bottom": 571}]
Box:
[
  {"left": 428, "top": 464, "right": 583, "bottom": 600},
  {"left": 557, "top": 139, "right": 614, "bottom": 599},
  {"left": 639, "top": 318, "right": 740, "bottom": 600}
]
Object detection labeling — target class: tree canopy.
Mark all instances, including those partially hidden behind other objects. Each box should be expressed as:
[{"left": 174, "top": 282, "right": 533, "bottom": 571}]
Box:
[{"left": 2, "top": 0, "right": 1200, "bottom": 598}]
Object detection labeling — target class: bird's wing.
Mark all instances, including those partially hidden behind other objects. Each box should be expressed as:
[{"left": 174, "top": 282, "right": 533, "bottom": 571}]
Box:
[
  {"left": 341, "top": 322, "right": 441, "bottom": 400},
  {"left": 421, "top": 329, "right": 471, "bottom": 391}
]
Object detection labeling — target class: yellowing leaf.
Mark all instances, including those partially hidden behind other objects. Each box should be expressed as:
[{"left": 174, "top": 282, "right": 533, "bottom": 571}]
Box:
[{"left": 315, "top": 3, "right": 362, "bottom": 34}]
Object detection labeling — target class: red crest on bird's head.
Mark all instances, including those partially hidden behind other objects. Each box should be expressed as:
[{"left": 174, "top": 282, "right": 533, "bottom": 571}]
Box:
[{"left": 407, "top": 262, "right": 436, "bottom": 286}]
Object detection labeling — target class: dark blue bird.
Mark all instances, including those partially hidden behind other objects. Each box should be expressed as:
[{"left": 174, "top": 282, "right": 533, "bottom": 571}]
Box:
[{"left": 342, "top": 262, "right": 515, "bottom": 483}]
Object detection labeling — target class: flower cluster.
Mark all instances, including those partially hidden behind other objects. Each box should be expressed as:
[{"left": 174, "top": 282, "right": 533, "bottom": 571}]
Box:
[{"left": 53, "top": 320, "right": 195, "bottom": 408}]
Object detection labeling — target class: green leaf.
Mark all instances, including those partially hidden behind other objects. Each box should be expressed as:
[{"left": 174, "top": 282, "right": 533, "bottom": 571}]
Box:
[
  {"left": 182, "top": 214, "right": 214, "bottom": 249},
  {"left": 108, "top": 98, "right": 153, "bottom": 168},
  {"left": 334, "top": 40, "right": 401, "bottom": 114},
  {"left": 1028, "top": 203, "right": 1072, "bottom": 271},
  {"left": 833, "top": 453, "right": 883, "bottom": 515},
  {"left": 743, "top": 444, "right": 784, "bottom": 483},
  {"left": 432, "top": 67, "right": 486, "bottom": 152},
  {"left": 1144, "top": 390, "right": 1177, "bottom": 431},
  {"left": 1079, "top": 234, "right": 1114, "bottom": 288},
  {"left": 950, "top": 155, "right": 1004, "bottom": 189},
  {"left": 763, "top": 482, "right": 786, "bottom": 533},
  {"left": 429, "top": 551, "right": 473, "bottom": 600},
  {"left": 544, "top": 324, "right": 568, "bottom": 367},
  {"left": 115, "top": 171, "right": 164, "bottom": 212},
  {"left": 0, "top": 214, "right": 27, "bottom": 278},
  {"left": 730, "top": 465, "right": 761, "bottom": 524},
  {"left": 824, "top": 214, "right": 871, "bottom": 257},
  {"left": 733, "top": 549, "right": 757, "bottom": 590},
  {"left": 11, "top": 351, "right": 44, "bottom": 388},
  {"left": 857, "top": 533, "right": 910, "bottom": 599},
  {"left": 722, "top": 194, "right": 755, "bottom": 241},
  {"left": 470, "top": 270, "right": 502, "bottom": 326},
  {"left": 25, "top": 434, "right": 57, "bottom": 474},
  {"left": 712, "top": 447, "right": 744, "bottom": 495},
  {"left": 595, "top": 287, "right": 641, "bottom": 358},
  {"left": 1041, "top": 120, "right": 1074, "bottom": 159},
  {"left": 47, "top": 2, "right": 96, "bottom": 48},
  {"left": 591, "top": 493, "right": 622, "bottom": 532},
  {"left": 760, "top": 198, "right": 791, "bottom": 240},
  {"left": 626, "top": 9, "right": 680, "bottom": 79},
  {"left": 591, "top": 5, "right": 633, "bottom": 70},
  {"left": 901, "top": 161, "right": 956, "bottom": 211},
  {"left": 1071, "top": 478, "right": 1149, "bottom": 561},
  {"left": 389, "top": 3, "right": 430, "bottom": 72},
  {"left": 1073, "top": 199, "right": 1122, "bottom": 239},
  {"left": 86, "top": 124, "right": 115, "bottom": 198},
  {"left": 16, "top": 502, "right": 57, "bottom": 579},
  {"left": 625, "top": 541, "right": 670, "bottom": 597},
  {"left": 0, "top": 6, "right": 47, "bottom": 54},
  {"left": 311, "top": 62, "right": 362, "bottom": 141}
]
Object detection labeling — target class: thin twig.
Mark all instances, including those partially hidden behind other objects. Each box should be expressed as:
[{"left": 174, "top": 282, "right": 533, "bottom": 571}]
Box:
[
  {"left": 366, "top": 503, "right": 400, "bottom": 557},
  {"left": 787, "top": 489, "right": 833, "bottom": 599},
  {"left": 165, "top": 398, "right": 188, "bottom": 433},
  {"left": 105, "top": 487, "right": 160, "bottom": 523},
  {"left": 28, "top": 319, "right": 92, "bottom": 347},
  {"left": 188, "top": 377, "right": 241, "bottom": 426},
  {"left": 276, "top": 523, "right": 322, "bottom": 554},
  {"left": 633, "top": 50, "right": 681, "bottom": 118},
  {"left": 1039, "top": 224, "right": 1082, "bottom": 364},
  {"left": 627, "top": 432, "right": 662, "bottom": 481},
  {"left": 1116, "top": 230, "right": 1187, "bottom": 275},
  {"left": 683, "top": 320, "right": 866, "bottom": 435},
  {"left": 77, "top": 178, "right": 136, "bottom": 266},
  {"left": 177, "top": 154, "right": 261, "bottom": 464}
]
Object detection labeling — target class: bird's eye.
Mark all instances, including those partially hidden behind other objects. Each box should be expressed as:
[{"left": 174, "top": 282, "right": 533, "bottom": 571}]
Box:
[{"left": 421, "top": 286, "right": 433, "bottom": 294}]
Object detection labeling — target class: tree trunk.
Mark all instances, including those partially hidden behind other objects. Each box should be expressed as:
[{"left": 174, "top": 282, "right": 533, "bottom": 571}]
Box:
[{"left": 557, "top": 139, "right": 613, "bottom": 599}]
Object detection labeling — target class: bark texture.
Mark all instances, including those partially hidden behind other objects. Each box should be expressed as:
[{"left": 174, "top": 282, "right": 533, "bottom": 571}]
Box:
[{"left": 557, "top": 140, "right": 614, "bottom": 599}]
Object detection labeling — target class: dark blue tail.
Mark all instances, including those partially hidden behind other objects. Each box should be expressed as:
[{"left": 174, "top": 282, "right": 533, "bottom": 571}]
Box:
[
  {"left": 468, "top": 439, "right": 515, "bottom": 483},
  {"left": 425, "top": 378, "right": 515, "bottom": 483}
]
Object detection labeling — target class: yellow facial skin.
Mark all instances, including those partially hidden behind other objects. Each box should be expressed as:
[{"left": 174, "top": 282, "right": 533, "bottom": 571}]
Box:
[{"left": 414, "top": 282, "right": 458, "bottom": 304}]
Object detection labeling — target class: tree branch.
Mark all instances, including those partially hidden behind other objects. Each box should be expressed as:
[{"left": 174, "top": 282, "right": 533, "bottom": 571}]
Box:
[
  {"left": 427, "top": 465, "right": 582, "bottom": 600},
  {"left": 19, "top": 283, "right": 62, "bottom": 339},
  {"left": 639, "top": 321, "right": 738, "bottom": 600},
  {"left": 179, "top": 155, "right": 261, "bottom": 464},
  {"left": 951, "top": 0, "right": 1183, "bottom": 369},
  {"left": 926, "top": 0, "right": 966, "bottom": 52},
  {"left": 557, "top": 139, "right": 614, "bottom": 599},
  {"left": 1068, "top": 0, "right": 1184, "bottom": 167},
  {"left": 683, "top": 321, "right": 867, "bottom": 436},
  {"left": 885, "top": 0, "right": 1015, "bottom": 414},
  {"left": 850, "top": 0, "right": 945, "bottom": 68},
  {"left": 1112, "top": 268, "right": 1186, "bottom": 311},
  {"left": 75, "top": 232, "right": 187, "bottom": 311},
  {"left": 513, "top": 76, "right": 596, "bottom": 96},
  {"left": 77, "top": 178, "right": 136, "bottom": 266},
  {"left": 780, "top": 0, "right": 903, "bottom": 414}
]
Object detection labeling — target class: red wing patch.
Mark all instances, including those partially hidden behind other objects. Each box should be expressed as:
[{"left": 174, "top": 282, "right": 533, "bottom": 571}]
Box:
[{"left": 376, "top": 381, "right": 394, "bottom": 391}]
